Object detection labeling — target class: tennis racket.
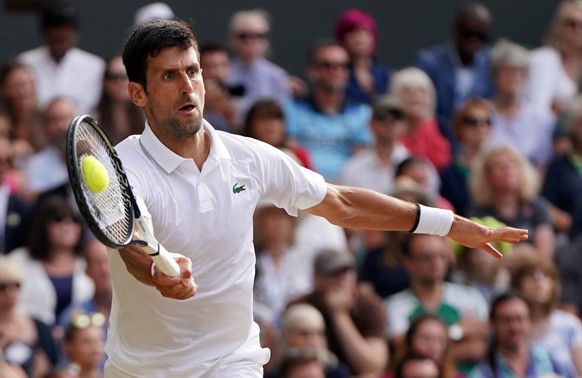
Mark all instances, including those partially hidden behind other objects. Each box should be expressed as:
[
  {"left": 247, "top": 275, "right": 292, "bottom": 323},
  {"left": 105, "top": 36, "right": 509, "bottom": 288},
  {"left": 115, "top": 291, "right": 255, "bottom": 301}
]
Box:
[{"left": 66, "top": 114, "right": 180, "bottom": 277}]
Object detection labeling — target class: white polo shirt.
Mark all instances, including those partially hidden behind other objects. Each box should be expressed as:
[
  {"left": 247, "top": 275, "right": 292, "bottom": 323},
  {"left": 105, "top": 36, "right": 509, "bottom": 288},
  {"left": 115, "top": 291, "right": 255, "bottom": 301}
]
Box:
[{"left": 105, "top": 120, "right": 327, "bottom": 377}]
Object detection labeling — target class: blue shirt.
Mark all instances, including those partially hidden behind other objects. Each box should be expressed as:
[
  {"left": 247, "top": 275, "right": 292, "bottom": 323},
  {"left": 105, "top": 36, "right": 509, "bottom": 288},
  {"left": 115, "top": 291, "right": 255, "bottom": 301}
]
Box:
[
  {"left": 285, "top": 97, "right": 372, "bottom": 182},
  {"left": 469, "top": 346, "right": 563, "bottom": 378}
]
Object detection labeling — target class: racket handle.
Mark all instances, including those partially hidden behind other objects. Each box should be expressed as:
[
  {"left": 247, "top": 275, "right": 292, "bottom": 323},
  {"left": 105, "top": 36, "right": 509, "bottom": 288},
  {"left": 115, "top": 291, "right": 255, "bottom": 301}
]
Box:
[{"left": 144, "top": 242, "right": 181, "bottom": 277}]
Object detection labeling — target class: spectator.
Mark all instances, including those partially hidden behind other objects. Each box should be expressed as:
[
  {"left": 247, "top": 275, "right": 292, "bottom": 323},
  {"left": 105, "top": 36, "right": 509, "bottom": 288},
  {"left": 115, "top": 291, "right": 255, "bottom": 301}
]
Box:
[
  {"left": 339, "top": 95, "right": 409, "bottom": 194},
  {"left": 133, "top": 2, "right": 176, "bottom": 25},
  {"left": 0, "top": 59, "right": 43, "bottom": 153},
  {"left": 277, "top": 348, "right": 326, "bottom": 378},
  {"left": 392, "top": 352, "right": 441, "bottom": 378},
  {"left": 288, "top": 248, "right": 387, "bottom": 376},
  {"left": 450, "top": 217, "right": 511, "bottom": 305},
  {"left": 486, "top": 39, "right": 555, "bottom": 169},
  {"left": 200, "top": 42, "right": 241, "bottom": 133},
  {"left": 18, "top": 1, "right": 105, "bottom": 114},
  {"left": 93, "top": 55, "right": 144, "bottom": 145},
  {"left": 0, "top": 256, "right": 58, "bottom": 377},
  {"left": 227, "top": 9, "right": 291, "bottom": 117},
  {"left": 334, "top": 8, "right": 391, "bottom": 104},
  {"left": 468, "top": 144, "right": 555, "bottom": 259},
  {"left": 414, "top": 1, "right": 494, "bottom": 151},
  {"left": 390, "top": 314, "right": 461, "bottom": 378},
  {"left": 244, "top": 98, "right": 313, "bottom": 169},
  {"left": 542, "top": 95, "right": 582, "bottom": 240},
  {"left": 7, "top": 196, "right": 94, "bottom": 327},
  {"left": 268, "top": 303, "right": 350, "bottom": 378},
  {"left": 385, "top": 233, "right": 489, "bottom": 373},
  {"left": 511, "top": 256, "right": 582, "bottom": 378},
  {"left": 525, "top": 0, "right": 582, "bottom": 114},
  {"left": 469, "top": 292, "right": 566, "bottom": 377},
  {"left": 51, "top": 311, "right": 106, "bottom": 378},
  {"left": 557, "top": 235, "right": 582, "bottom": 316},
  {"left": 23, "top": 97, "right": 76, "bottom": 201},
  {"left": 253, "top": 204, "right": 311, "bottom": 322},
  {"left": 390, "top": 68, "right": 452, "bottom": 171},
  {"left": 0, "top": 138, "right": 31, "bottom": 254},
  {"left": 439, "top": 97, "right": 492, "bottom": 216},
  {"left": 285, "top": 39, "right": 372, "bottom": 182}
]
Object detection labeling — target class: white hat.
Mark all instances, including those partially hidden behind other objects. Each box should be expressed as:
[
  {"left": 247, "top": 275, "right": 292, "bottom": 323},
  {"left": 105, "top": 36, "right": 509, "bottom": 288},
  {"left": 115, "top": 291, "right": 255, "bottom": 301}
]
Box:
[{"left": 134, "top": 2, "right": 176, "bottom": 25}]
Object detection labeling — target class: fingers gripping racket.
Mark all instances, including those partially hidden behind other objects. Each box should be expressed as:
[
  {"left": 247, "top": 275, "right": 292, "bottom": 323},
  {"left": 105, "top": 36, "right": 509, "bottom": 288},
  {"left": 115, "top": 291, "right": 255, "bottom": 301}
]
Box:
[{"left": 66, "top": 115, "right": 180, "bottom": 277}]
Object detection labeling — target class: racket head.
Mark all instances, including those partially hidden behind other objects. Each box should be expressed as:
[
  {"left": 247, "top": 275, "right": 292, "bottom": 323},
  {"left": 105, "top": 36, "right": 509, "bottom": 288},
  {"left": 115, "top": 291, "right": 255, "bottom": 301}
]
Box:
[{"left": 66, "top": 115, "right": 134, "bottom": 249}]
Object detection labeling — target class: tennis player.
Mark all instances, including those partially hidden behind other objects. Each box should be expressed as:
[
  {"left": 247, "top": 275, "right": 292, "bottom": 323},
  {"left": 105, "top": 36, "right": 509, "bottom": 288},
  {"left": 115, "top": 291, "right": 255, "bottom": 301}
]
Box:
[{"left": 104, "top": 19, "right": 527, "bottom": 377}]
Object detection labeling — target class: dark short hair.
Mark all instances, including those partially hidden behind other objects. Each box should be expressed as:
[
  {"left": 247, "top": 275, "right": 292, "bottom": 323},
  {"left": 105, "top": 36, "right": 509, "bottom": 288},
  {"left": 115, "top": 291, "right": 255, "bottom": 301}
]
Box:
[
  {"left": 40, "top": 0, "right": 79, "bottom": 30},
  {"left": 489, "top": 291, "right": 528, "bottom": 320},
  {"left": 307, "top": 38, "right": 344, "bottom": 65},
  {"left": 243, "top": 99, "right": 285, "bottom": 139},
  {"left": 122, "top": 19, "right": 199, "bottom": 89},
  {"left": 199, "top": 41, "right": 229, "bottom": 56}
]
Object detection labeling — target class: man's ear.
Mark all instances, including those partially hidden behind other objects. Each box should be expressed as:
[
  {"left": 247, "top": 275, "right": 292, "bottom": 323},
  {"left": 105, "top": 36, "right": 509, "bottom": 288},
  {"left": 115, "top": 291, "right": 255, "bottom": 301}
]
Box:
[{"left": 128, "top": 82, "right": 146, "bottom": 107}]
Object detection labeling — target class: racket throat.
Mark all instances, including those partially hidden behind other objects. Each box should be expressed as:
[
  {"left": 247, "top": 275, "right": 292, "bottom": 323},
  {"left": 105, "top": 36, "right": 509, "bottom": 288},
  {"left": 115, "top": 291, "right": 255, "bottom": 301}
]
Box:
[{"left": 131, "top": 239, "right": 161, "bottom": 256}]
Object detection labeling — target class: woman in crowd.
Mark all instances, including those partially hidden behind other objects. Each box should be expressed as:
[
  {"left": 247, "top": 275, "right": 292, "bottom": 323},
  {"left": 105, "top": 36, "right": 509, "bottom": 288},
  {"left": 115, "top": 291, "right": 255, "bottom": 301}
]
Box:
[
  {"left": 468, "top": 144, "right": 555, "bottom": 259},
  {"left": 7, "top": 196, "right": 94, "bottom": 328},
  {"left": 511, "top": 256, "right": 582, "bottom": 378},
  {"left": 93, "top": 55, "right": 144, "bottom": 145},
  {"left": 439, "top": 97, "right": 492, "bottom": 216},
  {"left": 0, "top": 256, "right": 57, "bottom": 377},
  {"left": 487, "top": 39, "right": 555, "bottom": 169},
  {"left": 335, "top": 8, "right": 391, "bottom": 104},
  {"left": 389, "top": 67, "right": 451, "bottom": 171}
]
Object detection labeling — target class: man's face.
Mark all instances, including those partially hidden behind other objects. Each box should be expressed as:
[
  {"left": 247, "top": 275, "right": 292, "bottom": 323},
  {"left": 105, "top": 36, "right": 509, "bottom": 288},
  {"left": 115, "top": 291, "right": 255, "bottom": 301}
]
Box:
[
  {"left": 491, "top": 298, "right": 531, "bottom": 350},
  {"left": 43, "top": 25, "right": 78, "bottom": 60},
  {"left": 454, "top": 17, "right": 491, "bottom": 63},
  {"left": 404, "top": 235, "right": 449, "bottom": 286},
  {"left": 230, "top": 16, "right": 269, "bottom": 62},
  {"left": 42, "top": 98, "right": 76, "bottom": 144},
  {"left": 308, "top": 46, "right": 350, "bottom": 92},
  {"left": 130, "top": 46, "right": 205, "bottom": 140},
  {"left": 200, "top": 51, "right": 231, "bottom": 82}
]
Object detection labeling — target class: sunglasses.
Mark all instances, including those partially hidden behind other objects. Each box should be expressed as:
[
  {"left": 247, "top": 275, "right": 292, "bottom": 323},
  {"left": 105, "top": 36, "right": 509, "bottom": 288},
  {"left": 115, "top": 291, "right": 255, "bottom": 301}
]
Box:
[
  {"left": 234, "top": 31, "right": 268, "bottom": 41},
  {"left": 462, "top": 115, "right": 491, "bottom": 127},
  {"left": 460, "top": 28, "right": 489, "bottom": 42},
  {"left": 105, "top": 72, "right": 127, "bottom": 81},
  {"left": 69, "top": 312, "right": 106, "bottom": 329},
  {"left": 0, "top": 282, "right": 21, "bottom": 291},
  {"left": 313, "top": 61, "right": 349, "bottom": 70},
  {"left": 374, "top": 109, "right": 404, "bottom": 123}
]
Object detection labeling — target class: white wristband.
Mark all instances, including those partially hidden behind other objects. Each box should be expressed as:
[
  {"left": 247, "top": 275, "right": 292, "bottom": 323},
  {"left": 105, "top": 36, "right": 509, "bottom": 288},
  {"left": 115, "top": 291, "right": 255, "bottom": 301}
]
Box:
[{"left": 412, "top": 204, "right": 454, "bottom": 236}]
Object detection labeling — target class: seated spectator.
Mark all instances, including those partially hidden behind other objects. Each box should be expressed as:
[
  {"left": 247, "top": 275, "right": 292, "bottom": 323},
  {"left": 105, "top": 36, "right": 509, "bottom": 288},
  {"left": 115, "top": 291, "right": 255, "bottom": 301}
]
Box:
[
  {"left": 334, "top": 8, "right": 391, "bottom": 104},
  {"left": 253, "top": 204, "right": 311, "bottom": 322},
  {"left": 542, "top": 95, "right": 582, "bottom": 241},
  {"left": 392, "top": 352, "right": 440, "bottom": 378},
  {"left": 200, "top": 42, "right": 241, "bottom": 133},
  {"left": 389, "top": 314, "right": 461, "bottom": 378},
  {"left": 390, "top": 68, "right": 452, "bottom": 171},
  {"left": 267, "top": 303, "right": 350, "bottom": 378},
  {"left": 450, "top": 216, "right": 512, "bottom": 305},
  {"left": 469, "top": 292, "right": 567, "bottom": 377},
  {"left": 525, "top": 0, "right": 582, "bottom": 115},
  {"left": 414, "top": 1, "right": 494, "bottom": 151},
  {"left": 285, "top": 39, "right": 372, "bottom": 182},
  {"left": 51, "top": 311, "right": 105, "bottom": 378},
  {"left": 18, "top": 1, "right": 105, "bottom": 114},
  {"left": 288, "top": 248, "right": 387, "bottom": 376},
  {"left": 227, "top": 9, "right": 291, "bottom": 118},
  {"left": 510, "top": 256, "right": 582, "bottom": 377},
  {"left": 0, "top": 256, "right": 58, "bottom": 377},
  {"left": 439, "top": 97, "right": 492, "bottom": 216},
  {"left": 486, "top": 39, "right": 555, "bottom": 169},
  {"left": 385, "top": 234, "right": 489, "bottom": 373},
  {"left": 468, "top": 144, "right": 555, "bottom": 259},
  {"left": 92, "top": 55, "right": 144, "bottom": 145},
  {"left": 243, "top": 98, "right": 313, "bottom": 169},
  {"left": 557, "top": 235, "right": 582, "bottom": 316},
  {"left": 7, "top": 196, "right": 94, "bottom": 327}
]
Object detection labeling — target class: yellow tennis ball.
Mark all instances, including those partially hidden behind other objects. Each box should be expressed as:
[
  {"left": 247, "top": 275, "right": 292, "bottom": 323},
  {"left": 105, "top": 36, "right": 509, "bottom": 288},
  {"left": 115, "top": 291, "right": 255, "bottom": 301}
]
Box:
[{"left": 82, "top": 156, "right": 109, "bottom": 193}]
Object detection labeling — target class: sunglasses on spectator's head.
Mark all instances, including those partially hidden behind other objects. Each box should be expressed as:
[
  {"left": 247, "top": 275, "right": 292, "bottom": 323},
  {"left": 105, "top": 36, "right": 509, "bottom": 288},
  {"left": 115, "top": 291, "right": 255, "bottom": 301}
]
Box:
[
  {"left": 69, "top": 312, "right": 106, "bottom": 329},
  {"left": 233, "top": 31, "right": 268, "bottom": 41}
]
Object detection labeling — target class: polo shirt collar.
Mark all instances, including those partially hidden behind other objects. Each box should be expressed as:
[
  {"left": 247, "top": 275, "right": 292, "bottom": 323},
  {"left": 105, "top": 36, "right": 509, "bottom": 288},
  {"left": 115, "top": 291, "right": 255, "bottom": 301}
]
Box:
[{"left": 139, "top": 119, "right": 231, "bottom": 174}]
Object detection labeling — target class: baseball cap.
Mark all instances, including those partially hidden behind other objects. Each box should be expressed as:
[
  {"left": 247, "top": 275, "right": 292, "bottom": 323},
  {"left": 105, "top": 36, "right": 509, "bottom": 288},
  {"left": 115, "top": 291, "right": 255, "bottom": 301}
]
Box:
[
  {"left": 314, "top": 248, "right": 356, "bottom": 275},
  {"left": 372, "top": 95, "right": 404, "bottom": 121},
  {"left": 134, "top": 2, "right": 176, "bottom": 25}
]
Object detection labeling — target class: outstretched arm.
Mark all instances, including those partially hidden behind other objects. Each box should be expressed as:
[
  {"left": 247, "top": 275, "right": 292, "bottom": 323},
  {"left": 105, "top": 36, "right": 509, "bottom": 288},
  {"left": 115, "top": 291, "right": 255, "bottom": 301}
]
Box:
[{"left": 306, "top": 184, "right": 528, "bottom": 258}]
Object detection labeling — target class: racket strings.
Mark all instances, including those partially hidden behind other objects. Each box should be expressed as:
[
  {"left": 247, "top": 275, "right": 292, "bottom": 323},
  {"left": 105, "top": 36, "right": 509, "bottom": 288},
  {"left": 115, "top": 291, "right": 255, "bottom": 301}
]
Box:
[{"left": 75, "top": 121, "right": 133, "bottom": 245}]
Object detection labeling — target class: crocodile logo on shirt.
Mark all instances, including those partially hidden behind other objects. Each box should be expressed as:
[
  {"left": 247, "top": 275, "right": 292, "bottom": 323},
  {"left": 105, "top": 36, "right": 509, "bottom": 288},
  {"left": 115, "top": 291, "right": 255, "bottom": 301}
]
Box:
[{"left": 232, "top": 183, "right": 246, "bottom": 194}]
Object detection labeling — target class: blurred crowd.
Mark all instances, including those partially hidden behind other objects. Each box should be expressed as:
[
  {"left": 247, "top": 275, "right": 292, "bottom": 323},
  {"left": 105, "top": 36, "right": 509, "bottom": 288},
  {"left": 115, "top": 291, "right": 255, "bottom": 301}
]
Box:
[{"left": 1, "top": 0, "right": 582, "bottom": 377}]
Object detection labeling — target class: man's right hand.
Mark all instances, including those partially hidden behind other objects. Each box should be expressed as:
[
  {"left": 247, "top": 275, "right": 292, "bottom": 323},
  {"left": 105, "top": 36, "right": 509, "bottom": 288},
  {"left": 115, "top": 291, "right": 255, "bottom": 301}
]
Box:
[{"left": 151, "top": 256, "right": 197, "bottom": 300}]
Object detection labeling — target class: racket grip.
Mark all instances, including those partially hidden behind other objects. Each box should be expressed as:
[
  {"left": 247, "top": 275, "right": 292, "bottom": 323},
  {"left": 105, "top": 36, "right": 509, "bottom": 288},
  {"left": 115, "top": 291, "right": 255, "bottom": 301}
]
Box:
[{"left": 146, "top": 243, "right": 181, "bottom": 277}]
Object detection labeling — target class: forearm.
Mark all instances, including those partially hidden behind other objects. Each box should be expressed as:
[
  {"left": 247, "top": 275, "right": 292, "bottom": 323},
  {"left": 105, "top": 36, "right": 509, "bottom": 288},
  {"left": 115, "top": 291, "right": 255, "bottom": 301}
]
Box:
[
  {"left": 118, "top": 245, "right": 154, "bottom": 286},
  {"left": 307, "top": 184, "right": 418, "bottom": 231},
  {"left": 330, "top": 311, "right": 387, "bottom": 374}
]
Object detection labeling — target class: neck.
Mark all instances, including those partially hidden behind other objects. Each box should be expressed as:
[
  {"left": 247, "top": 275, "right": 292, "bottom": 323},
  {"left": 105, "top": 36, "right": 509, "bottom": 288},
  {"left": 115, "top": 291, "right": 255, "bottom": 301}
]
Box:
[
  {"left": 412, "top": 281, "right": 443, "bottom": 310},
  {"left": 0, "top": 309, "right": 18, "bottom": 323},
  {"left": 499, "top": 342, "right": 529, "bottom": 363},
  {"left": 493, "top": 192, "right": 519, "bottom": 214},
  {"left": 312, "top": 87, "right": 344, "bottom": 115},
  {"left": 374, "top": 142, "right": 395, "bottom": 164},
  {"left": 458, "top": 144, "right": 481, "bottom": 164},
  {"left": 494, "top": 96, "right": 521, "bottom": 114}
]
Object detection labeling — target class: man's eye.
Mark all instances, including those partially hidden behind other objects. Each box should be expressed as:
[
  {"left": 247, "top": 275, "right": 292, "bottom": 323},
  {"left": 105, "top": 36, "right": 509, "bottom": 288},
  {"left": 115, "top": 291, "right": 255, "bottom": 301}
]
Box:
[{"left": 163, "top": 73, "right": 174, "bottom": 80}]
